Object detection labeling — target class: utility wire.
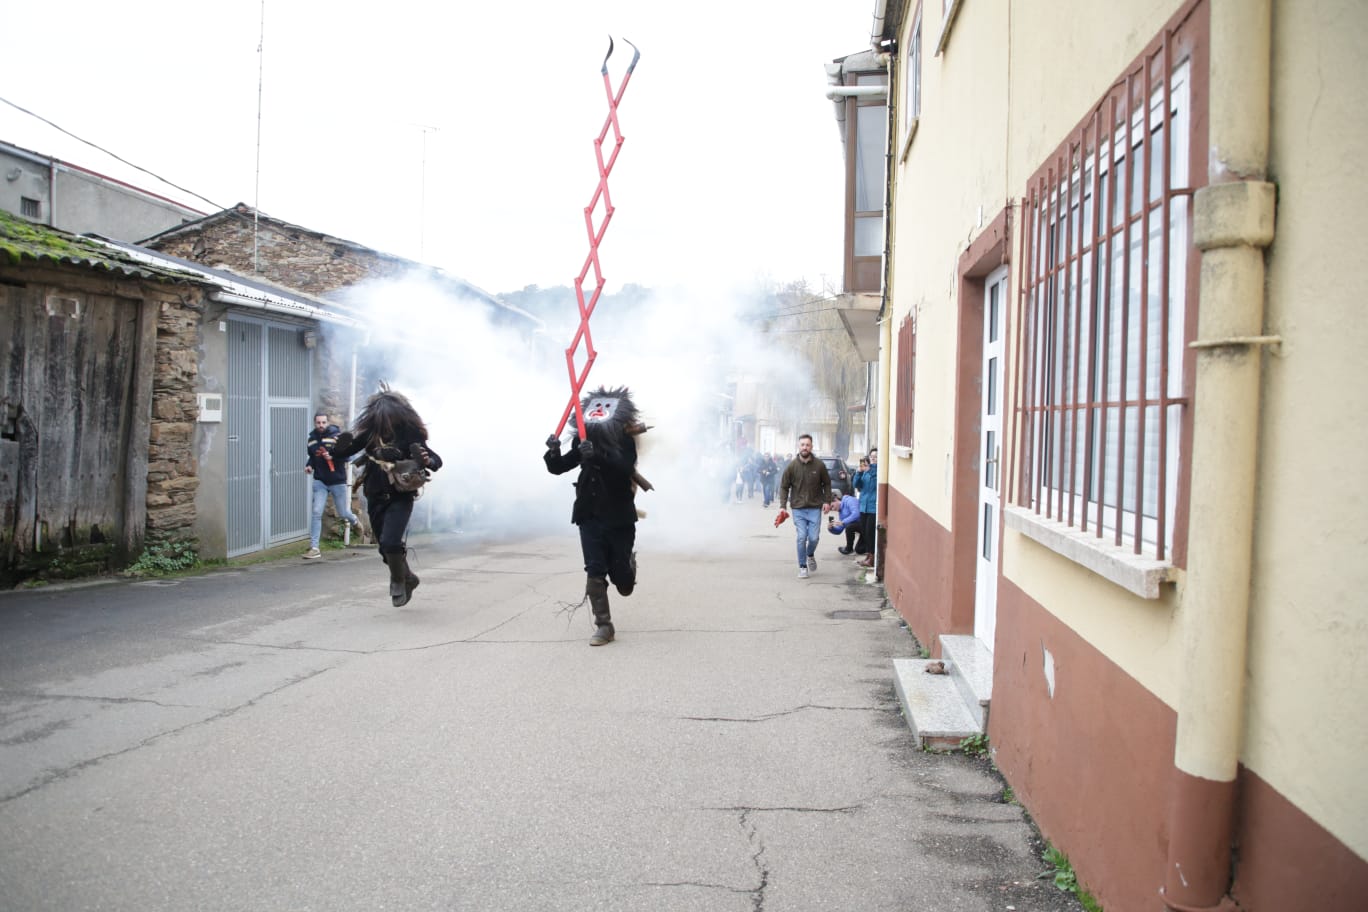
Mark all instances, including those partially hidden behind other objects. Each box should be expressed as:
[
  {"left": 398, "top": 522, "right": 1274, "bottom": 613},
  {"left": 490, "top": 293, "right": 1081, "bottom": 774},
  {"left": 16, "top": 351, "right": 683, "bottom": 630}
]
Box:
[
  {"left": 759, "top": 327, "right": 849, "bottom": 335},
  {"left": 0, "top": 95, "right": 225, "bottom": 212},
  {"left": 758, "top": 294, "right": 845, "bottom": 318},
  {"left": 751, "top": 304, "right": 844, "bottom": 320}
]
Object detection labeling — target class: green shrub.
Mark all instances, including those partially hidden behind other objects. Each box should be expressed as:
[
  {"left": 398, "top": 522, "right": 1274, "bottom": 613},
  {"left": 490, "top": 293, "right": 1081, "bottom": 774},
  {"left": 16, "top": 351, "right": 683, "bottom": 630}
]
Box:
[
  {"left": 959, "top": 732, "right": 990, "bottom": 756},
  {"left": 126, "top": 537, "right": 199, "bottom": 576},
  {"left": 1041, "top": 844, "right": 1102, "bottom": 911}
]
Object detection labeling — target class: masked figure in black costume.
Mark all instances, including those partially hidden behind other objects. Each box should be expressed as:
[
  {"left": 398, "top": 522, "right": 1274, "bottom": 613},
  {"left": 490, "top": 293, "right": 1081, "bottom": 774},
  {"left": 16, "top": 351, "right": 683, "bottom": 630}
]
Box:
[
  {"left": 544, "top": 386, "right": 648, "bottom": 646},
  {"left": 333, "top": 386, "right": 442, "bottom": 607}
]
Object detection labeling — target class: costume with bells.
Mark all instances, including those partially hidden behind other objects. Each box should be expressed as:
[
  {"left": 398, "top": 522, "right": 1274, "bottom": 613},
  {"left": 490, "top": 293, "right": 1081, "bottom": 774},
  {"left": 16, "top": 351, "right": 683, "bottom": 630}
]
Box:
[
  {"left": 544, "top": 386, "right": 650, "bottom": 646},
  {"left": 332, "top": 388, "right": 442, "bottom": 607}
]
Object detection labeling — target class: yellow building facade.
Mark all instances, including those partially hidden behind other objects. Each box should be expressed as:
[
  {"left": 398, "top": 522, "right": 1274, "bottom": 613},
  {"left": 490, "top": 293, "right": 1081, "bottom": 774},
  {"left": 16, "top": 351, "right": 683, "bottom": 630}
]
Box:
[{"left": 857, "top": 0, "right": 1368, "bottom": 908}]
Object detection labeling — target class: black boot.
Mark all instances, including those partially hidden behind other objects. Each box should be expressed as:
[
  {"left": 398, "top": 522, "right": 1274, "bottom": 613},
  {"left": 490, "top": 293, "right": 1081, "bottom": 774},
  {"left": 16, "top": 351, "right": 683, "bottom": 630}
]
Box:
[
  {"left": 615, "top": 552, "right": 638, "bottom": 597},
  {"left": 586, "top": 575, "right": 614, "bottom": 646},
  {"left": 385, "top": 549, "right": 419, "bottom": 607}
]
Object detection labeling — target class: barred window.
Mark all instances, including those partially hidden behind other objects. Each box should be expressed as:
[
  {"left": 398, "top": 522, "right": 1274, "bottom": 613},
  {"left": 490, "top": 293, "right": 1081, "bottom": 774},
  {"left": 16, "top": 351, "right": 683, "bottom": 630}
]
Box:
[{"left": 1013, "top": 46, "right": 1200, "bottom": 564}]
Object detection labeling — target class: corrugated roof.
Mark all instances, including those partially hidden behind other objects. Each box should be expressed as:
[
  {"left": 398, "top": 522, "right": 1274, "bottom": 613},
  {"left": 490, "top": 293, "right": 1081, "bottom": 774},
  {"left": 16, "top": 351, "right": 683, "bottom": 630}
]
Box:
[
  {"left": 0, "top": 209, "right": 202, "bottom": 283},
  {"left": 142, "top": 203, "right": 536, "bottom": 325},
  {"left": 95, "top": 237, "right": 364, "bottom": 327}
]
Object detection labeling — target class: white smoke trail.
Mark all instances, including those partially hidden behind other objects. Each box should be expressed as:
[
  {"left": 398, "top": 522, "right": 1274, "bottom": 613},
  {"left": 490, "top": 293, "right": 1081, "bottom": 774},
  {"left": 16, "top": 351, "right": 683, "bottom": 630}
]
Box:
[{"left": 329, "top": 271, "right": 817, "bottom": 552}]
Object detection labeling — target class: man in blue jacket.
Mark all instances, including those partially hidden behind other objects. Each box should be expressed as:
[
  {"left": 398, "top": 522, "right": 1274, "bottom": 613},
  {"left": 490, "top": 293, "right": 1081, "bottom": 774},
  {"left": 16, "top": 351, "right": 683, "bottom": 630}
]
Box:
[
  {"left": 304, "top": 411, "right": 363, "bottom": 559},
  {"left": 830, "top": 487, "right": 862, "bottom": 554},
  {"left": 852, "top": 448, "right": 878, "bottom": 566}
]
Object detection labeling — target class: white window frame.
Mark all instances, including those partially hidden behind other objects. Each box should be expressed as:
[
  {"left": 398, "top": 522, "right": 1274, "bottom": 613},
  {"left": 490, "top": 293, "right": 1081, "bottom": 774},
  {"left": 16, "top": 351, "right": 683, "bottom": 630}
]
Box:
[
  {"left": 900, "top": 9, "right": 922, "bottom": 162},
  {"left": 936, "top": 0, "right": 964, "bottom": 56}
]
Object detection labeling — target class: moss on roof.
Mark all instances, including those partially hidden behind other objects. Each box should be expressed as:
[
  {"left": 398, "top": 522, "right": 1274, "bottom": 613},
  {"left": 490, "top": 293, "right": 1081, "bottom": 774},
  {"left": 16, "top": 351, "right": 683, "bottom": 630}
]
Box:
[{"left": 0, "top": 209, "right": 200, "bottom": 283}]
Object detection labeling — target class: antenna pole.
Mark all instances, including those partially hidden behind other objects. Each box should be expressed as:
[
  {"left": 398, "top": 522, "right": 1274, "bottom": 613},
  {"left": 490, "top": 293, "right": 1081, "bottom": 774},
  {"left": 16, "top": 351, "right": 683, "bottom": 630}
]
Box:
[{"left": 253, "top": 0, "right": 266, "bottom": 273}]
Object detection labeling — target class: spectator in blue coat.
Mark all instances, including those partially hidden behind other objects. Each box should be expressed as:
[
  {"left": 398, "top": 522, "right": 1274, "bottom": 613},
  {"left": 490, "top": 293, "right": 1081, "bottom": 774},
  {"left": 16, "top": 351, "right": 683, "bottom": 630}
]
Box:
[{"left": 852, "top": 449, "right": 879, "bottom": 563}]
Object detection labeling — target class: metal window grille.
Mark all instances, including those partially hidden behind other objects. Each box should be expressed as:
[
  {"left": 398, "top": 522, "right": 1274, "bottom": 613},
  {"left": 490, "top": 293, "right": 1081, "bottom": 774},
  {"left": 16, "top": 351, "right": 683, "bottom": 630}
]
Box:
[
  {"left": 895, "top": 315, "right": 916, "bottom": 447},
  {"left": 20, "top": 197, "right": 40, "bottom": 219},
  {"left": 1011, "top": 33, "right": 1202, "bottom": 563}
]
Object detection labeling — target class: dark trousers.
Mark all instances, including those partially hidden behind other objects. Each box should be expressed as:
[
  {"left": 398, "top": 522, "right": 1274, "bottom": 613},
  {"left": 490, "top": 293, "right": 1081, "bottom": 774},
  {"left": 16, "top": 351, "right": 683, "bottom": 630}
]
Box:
[
  {"left": 854, "top": 512, "right": 876, "bottom": 554},
  {"left": 578, "top": 518, "right": 636, "bottom": 591},
  {"left": 369, "top": 494, "right": 415, "bottom": 554}
]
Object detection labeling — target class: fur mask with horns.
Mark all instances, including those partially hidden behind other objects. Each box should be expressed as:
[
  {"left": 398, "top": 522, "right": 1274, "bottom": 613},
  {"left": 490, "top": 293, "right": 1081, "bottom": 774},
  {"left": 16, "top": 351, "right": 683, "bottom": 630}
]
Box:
[{"left": 568, "top": 386, "right": 644, "bottom": 460}]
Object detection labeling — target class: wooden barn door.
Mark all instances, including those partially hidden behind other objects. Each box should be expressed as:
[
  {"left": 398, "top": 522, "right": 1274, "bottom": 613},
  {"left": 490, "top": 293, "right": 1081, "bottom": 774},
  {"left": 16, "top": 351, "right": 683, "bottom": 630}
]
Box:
[{"left": 0, "top": 284, "right": 150, "bottom": 578}]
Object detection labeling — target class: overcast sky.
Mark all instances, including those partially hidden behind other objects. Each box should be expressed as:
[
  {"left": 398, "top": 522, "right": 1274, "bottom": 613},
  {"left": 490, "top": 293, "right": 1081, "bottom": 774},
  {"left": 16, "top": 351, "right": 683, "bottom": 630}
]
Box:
[{"left": 1, "top": 0, "right": 875, "bottom": 296}]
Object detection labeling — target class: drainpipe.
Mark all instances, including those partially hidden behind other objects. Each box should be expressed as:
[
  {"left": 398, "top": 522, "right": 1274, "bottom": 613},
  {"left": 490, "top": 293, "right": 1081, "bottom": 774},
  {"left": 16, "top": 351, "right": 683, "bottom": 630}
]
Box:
[
  {"left": 48, "top": 159, "right": 57, "bottom": 228},
  {"left": 1161, "top": 1, "right": 1274, "bottom": 909},
  {"left": 874, "top": 46, "right": 894, "bottom": 578},
  {"left": 348, "top": 344, "right": 359, "bottom": 427},
  {"left": 875, "top": 303, "right": 892, "bottom": 570},
  {"left": 343, "top": 342, "right": 360, "bottom": 546},
  {"left": 824, "top": 86, "right": 887, "bottom": 101}
]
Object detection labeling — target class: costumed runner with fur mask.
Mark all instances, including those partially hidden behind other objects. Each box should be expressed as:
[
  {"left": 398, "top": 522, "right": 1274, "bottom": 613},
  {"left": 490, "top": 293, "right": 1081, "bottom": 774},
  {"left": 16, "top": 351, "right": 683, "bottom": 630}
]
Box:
[
  {"left": 544, "top": 386, "right": 652, "bottom": 646},
  {"left": 333, "top": 386, "right": 442, "bottom": 607}
]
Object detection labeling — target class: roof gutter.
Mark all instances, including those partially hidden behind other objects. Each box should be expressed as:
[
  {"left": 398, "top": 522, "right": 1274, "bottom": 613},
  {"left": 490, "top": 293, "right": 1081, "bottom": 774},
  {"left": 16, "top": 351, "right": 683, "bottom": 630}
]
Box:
[
  {"left": 96, "top": 238, "right": 363, "bottom": 328},
  {"left": 208, "top": 289, "right": 361, "bottom": 328},
  {"left": 871, "top": 0, "right": 889, "bottom": 46}
]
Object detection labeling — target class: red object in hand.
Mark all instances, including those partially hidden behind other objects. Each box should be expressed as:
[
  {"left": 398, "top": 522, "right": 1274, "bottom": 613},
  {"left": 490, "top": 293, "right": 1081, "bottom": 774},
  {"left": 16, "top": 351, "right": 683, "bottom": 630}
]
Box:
[{"left": 773, "top": 509, "right": 789, "bottom": 528}]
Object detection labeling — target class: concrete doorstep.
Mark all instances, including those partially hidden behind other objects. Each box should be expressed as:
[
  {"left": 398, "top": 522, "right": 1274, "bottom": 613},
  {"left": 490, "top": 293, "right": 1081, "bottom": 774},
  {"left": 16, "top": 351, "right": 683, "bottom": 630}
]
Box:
[{"left": 892, "top": 634, "right": 995, "bottom": 750}]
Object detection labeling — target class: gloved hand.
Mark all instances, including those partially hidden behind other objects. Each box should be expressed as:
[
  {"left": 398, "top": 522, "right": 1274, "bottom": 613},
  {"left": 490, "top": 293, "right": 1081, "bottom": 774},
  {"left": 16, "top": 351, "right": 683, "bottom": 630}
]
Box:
[
  {"left": 545, "top": 434, "right": 560, "bottom": 450},
  {"left": 774, "top": 509, "right": 789, "bottom": 528},
  {"left": 335, "top": 431, "right": 353, "bottom": 451},
  {"left": 578, "top": 439, "right": 596, "bottom": 461}
]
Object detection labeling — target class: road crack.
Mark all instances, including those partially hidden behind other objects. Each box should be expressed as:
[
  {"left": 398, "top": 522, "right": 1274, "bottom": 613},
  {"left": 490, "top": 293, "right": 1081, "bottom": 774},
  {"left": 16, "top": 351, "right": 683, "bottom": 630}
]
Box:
[
  {"left": 683, "top": 703, "right": 882, "bottom": 722},
  {"left": 0, "top": 667, "right": 332, "bottom": 805}
]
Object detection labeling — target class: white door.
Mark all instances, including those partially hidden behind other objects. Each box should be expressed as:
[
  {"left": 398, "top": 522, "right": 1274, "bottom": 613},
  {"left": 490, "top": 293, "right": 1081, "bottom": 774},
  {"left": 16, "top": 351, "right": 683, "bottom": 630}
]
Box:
[{"left": 974, "top": 268, "right": 1007, "bottom": 647}]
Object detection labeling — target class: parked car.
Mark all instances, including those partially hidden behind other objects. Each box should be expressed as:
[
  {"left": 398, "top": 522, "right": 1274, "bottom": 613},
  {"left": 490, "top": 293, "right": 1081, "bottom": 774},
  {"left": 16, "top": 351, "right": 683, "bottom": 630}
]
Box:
[{"left": 821, "top": 456, "right": 854, "bottom": 497}]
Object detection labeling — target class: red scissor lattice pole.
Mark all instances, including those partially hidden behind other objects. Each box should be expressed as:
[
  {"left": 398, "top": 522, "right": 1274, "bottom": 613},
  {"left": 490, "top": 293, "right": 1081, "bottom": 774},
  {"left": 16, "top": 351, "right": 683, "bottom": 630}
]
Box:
[{"left": 554, "top": 37, "right": 640, "bottom": 440}]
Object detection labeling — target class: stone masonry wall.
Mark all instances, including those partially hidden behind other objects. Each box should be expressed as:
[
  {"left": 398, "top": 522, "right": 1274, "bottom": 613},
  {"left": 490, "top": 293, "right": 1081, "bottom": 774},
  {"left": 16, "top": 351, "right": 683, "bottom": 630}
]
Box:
[
  {"left": 149, "top": 205, "right": 407, "bottom": 297},
  {"left": 145, "top": 291, "right": 204, "bottom": 540}
]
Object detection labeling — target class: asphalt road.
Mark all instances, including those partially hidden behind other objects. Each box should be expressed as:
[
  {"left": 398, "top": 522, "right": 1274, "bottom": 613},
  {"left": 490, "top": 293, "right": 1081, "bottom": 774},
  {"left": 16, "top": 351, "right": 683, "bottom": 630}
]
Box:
[{"left": 0, "top": 503, "right": 1081, "bottom": 911}]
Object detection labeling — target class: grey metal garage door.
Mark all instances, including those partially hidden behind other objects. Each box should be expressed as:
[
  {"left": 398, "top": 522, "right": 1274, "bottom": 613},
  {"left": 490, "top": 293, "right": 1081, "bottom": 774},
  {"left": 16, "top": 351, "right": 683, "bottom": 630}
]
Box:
[{"left": 226, "top": 318, "right": 312, "bottom": 557}]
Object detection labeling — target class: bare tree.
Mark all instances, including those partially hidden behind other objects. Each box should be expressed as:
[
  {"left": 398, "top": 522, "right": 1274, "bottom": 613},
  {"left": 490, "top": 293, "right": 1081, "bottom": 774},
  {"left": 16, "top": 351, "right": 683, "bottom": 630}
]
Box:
[{"left": 758, "top": 282, "right": 866, "bottom": 458}]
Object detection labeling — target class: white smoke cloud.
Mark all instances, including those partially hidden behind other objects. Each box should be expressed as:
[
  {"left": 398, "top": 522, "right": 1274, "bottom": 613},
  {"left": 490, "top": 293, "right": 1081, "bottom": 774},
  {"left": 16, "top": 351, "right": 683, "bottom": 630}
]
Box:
[{"left": 329, "top": 271, "right": 818, "bottom": 552}]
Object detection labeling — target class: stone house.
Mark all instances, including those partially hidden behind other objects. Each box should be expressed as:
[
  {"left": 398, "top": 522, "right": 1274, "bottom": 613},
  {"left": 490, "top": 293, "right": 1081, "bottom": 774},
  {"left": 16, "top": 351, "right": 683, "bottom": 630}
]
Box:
[
  {"left": 135, "top": 205, "right": 541, "bottom": 555},
  {"left": 140, "top": 203, "right": 540, "bottom": 425},
  {"left": 94, "top": 239, "right": 364, "bottom": 561},
  {"left": 2, "top": 178, "right": 540, "bottom": 579},
  {"left": 0, "top": 208, "right": 368, "bottom": 581}
]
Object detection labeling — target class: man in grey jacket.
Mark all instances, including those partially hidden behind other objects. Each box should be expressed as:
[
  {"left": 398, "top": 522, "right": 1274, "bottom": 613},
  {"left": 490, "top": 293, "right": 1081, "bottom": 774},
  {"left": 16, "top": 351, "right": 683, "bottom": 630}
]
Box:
[{"left": 776, "top": 434, "right": 832, "bottom": 579}]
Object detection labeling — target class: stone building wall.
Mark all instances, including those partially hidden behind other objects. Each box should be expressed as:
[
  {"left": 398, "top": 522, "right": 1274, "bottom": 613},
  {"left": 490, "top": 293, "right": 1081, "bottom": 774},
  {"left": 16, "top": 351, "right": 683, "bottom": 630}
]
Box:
[
  {"left": 148, "top": 205, "right": 389, "bottom": 429},
  {"left": 148, "top": 204, "right": 408, "bottom": 297},
  {"left": 145, "top": 291, "right": 204, "bottom": 541}
]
